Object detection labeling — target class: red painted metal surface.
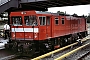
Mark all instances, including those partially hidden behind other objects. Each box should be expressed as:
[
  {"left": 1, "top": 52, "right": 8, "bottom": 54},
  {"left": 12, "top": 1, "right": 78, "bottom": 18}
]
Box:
[{"left": 10, "top": 10, "right": 86, "bottom": 41}]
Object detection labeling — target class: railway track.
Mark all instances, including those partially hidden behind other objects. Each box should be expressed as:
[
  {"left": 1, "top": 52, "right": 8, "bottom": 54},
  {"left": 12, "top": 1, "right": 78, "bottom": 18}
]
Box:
[
  {"left": 77, "top": 51, "right": 90, "bottom": 60},
  {"left": 0, "top": 35, "right": 90, "bottom": 60},
  {"left": 31, "top": 35, "right": 90, "bottom": 60},
  {"left": 55, "top": 42, "right": 90, "bottom": 60},
  {"left": 43, "top": 39, "right": 90, "bottom": 60},
  {"left": 82, "top": 52, "right": 90, "bottom": 60}
]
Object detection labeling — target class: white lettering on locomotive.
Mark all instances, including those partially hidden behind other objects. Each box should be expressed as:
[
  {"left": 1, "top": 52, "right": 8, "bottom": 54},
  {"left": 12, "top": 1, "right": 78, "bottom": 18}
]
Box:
[{"left": 11, "top": 28, "right": 39, "bottom": 33}]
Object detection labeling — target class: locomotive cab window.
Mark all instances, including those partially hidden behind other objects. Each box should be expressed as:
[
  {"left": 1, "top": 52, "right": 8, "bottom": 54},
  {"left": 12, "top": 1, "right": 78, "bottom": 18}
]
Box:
[
  {"left": 61, "top": 18, "right": 65, "bottom": 24},
  {"left": 39, "top": 16, "right": 46, "bottom": 26},
  {"left": 11, "top": 16, "right": 22, "bottom": 26},
  {"left": 24, "top": 15, "right": 37, "bottom": 26},
  {"left": 55, "top": 17, "right": 59, "bottom": 25}
]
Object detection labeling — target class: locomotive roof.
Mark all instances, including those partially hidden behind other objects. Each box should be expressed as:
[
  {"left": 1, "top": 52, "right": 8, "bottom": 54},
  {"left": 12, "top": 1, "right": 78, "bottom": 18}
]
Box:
[
  {"left": 36, "top": 11, "right": 51, "bottom": 14},
  {"left": 36, "top": 11, "right": 59, "bottom": 16},
  {"left": 35, "top": 11, "right": 85, "bottom": 18},
  {"left": 10, "top": 10, "right": 85, "bottom": 19}
]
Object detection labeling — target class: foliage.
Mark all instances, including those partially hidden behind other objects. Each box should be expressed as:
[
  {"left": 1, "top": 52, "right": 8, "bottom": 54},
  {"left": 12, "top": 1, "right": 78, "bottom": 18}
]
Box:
[
  {"left": 0, "top": 13, "right": 4, "bottom": 18},
  {"left": 72, "top": 13, "right": 78, "bottom": 16},
  {"left": 57, "top": 10, "right": 90, "bottom": 23},
  {"left": 57, "top": 11, "right": 65, "bottom": 14},
  {"left": 87, "top": 13, "right": 90, "bottom": 23},
  {"left": 0, "top": 12, "right": 8, "bottom": 17}
]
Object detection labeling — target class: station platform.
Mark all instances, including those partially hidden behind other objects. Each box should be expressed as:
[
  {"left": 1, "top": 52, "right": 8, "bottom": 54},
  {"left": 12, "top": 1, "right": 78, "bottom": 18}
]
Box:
[{"left": 0, "top": 38, "right": 8, "bottom": 49}]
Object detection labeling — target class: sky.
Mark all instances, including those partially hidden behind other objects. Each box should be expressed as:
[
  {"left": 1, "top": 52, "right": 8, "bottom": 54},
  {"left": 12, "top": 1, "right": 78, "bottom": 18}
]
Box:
[{"left": 48, "top": 4, "right": 90, "bottom": 16}]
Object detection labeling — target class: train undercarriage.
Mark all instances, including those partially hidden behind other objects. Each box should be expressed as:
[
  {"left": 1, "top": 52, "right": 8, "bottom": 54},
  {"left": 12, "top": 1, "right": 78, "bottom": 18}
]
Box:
[{"left": 5, "top": 31, "right": 88, "bottom": 57}]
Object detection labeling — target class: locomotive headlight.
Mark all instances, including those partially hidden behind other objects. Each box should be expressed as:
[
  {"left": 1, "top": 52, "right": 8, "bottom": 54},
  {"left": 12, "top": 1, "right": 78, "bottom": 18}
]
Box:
[
  {"left": 21, "top": 11, "right": 26, "bottom": 14},
  {"left": 29, "top": 36, "right": 31, "bottom": 38},
  {"left": 35, "top": 35, "right": 37, "bottom": 38},
  {"left": 34, "top": 33, "right": 37, "bottom": 38},
  {"left": 13, "top": 33, "right": 15, "bottom": 37}
]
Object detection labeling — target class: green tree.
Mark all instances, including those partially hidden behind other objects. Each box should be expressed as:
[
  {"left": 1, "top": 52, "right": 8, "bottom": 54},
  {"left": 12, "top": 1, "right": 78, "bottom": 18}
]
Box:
[
  {"left": 0, "top": 13, "right": 4, "bottom": 18},
  {"left": 72, "top": 13, "right": 78, "bottom": 16},
  {"left": 87, "top": 13, "right": 90, "bottom": 23},
  {"left": 0, "top": 12, "right": 8, "bottom": 20},
  {"left": 57, "top": 11, "right": 65, "bottom": 14},
  {"left": 57, "top": 11, "right": 61, "bottom": 13}
]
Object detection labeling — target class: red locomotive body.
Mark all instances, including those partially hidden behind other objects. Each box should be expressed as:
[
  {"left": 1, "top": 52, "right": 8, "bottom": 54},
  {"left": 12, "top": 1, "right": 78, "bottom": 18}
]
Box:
[{"left": 8, "top": 10, "right": 87, "bottom": 55}]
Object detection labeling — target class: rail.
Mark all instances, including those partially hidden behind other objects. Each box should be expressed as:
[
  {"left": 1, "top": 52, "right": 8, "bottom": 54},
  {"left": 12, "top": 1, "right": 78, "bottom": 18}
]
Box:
[
  {"left": 31, "top": 43, "right": 77, "bottom": 60},
  {"left": 55, "top": 42, "right": 90, "bottom": 60},
  {"left": 31, "top": 35, "right": 90, "bottom": 60},
  {"left": 77, "top": 51, "right": 90, "bottom": 60}
]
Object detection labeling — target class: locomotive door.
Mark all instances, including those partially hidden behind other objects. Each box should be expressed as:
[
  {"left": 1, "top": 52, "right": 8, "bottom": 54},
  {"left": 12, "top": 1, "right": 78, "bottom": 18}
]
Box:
[
  {"left": 38, "top": 16, "right": 52, "bottom": 40},
  {"left": 46, "top": 16, "right": 52, "bottom": 38}
]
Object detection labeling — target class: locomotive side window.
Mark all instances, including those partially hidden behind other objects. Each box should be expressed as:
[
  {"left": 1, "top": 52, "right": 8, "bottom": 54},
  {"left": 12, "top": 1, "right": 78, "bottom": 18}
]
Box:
[
  {"left": 61, "top": 18, "right": 65, "bottom": 24},
  {"left": 47, "top": 16, "right": 50, "bottom": 25},
  {"left": 55, "top": 17, "right": 59, "bottom": 25},
  {"left": 11, "top": 16, "right": 22, "bottom": 26},
  {"left": 39, "top": 16, "right": 46, "bottom": 26},
  {"left": 24, "top": 15, "right": 37, "bottom": 26}
]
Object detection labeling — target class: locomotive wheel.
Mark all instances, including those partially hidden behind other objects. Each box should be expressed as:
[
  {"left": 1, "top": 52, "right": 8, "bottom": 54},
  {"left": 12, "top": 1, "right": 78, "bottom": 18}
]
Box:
[
  {"left": 64, "top": 38, "right": 68, "bottom": 46},
  {"left": 28, "top": 45, "right": 36, "bottom": 56},
  {"left": 22, "top": 46, "right": 36, "bottom": 57},
  {"left": 39, "top": 48, "right": 46, "bottom": 55},
  {"left": 85, "top": 31, "right": 88, "bottom": 36},
  {"left": 60, "top": 37, "right": 65, "bottom": 47},
  {"left": 39, "top": 43, "right": 48, "bottom": 55},
  {"left": 5, "top": 44, "right": 9, "bottom": 49},
  {"left": 84, "top": 31, "right": 88, "bottom": 37},
  {"left": 68, "top": 36, "right": 73, "bottom": 44},
  {"left": 17, "top": 43, "right": 36, "bottom": 56}
]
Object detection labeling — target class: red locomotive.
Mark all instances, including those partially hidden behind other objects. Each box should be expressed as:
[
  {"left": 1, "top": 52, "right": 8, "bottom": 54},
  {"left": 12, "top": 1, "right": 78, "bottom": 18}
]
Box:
[{"left": 6, "top": 10, "right": 87, "bottom": 55}]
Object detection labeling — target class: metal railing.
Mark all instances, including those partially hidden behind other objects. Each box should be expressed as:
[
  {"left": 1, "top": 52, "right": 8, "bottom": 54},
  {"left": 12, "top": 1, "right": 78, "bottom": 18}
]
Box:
[{"left": 0, "top": 0, "right": 11, "bottom": 6}]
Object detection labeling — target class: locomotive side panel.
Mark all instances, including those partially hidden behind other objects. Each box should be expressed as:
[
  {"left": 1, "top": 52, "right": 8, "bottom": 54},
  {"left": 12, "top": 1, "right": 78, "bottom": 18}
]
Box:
[
  {"left": 78, "top": 18, "right": 86, "bottom": 32},
  {"left": 65, "top": 16, "right": 71, "bottom": 35},
  {"left": 37, "top": 14, "right": 52, "bottom": 40},
  {"left": 70, "top": 17, "right": 78, "bottom": 34},
  {"left": 53, "top": 16, "right": 60, "bottom": 37},
  {"left": 81, "top": 18, "right": 86, "bottom": 31},
  {"left": 52, "top": 16, "right": 71, "bottom": 37},
  {"left": 59, "top": 16, "right": 67, "bottom": 36}
]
